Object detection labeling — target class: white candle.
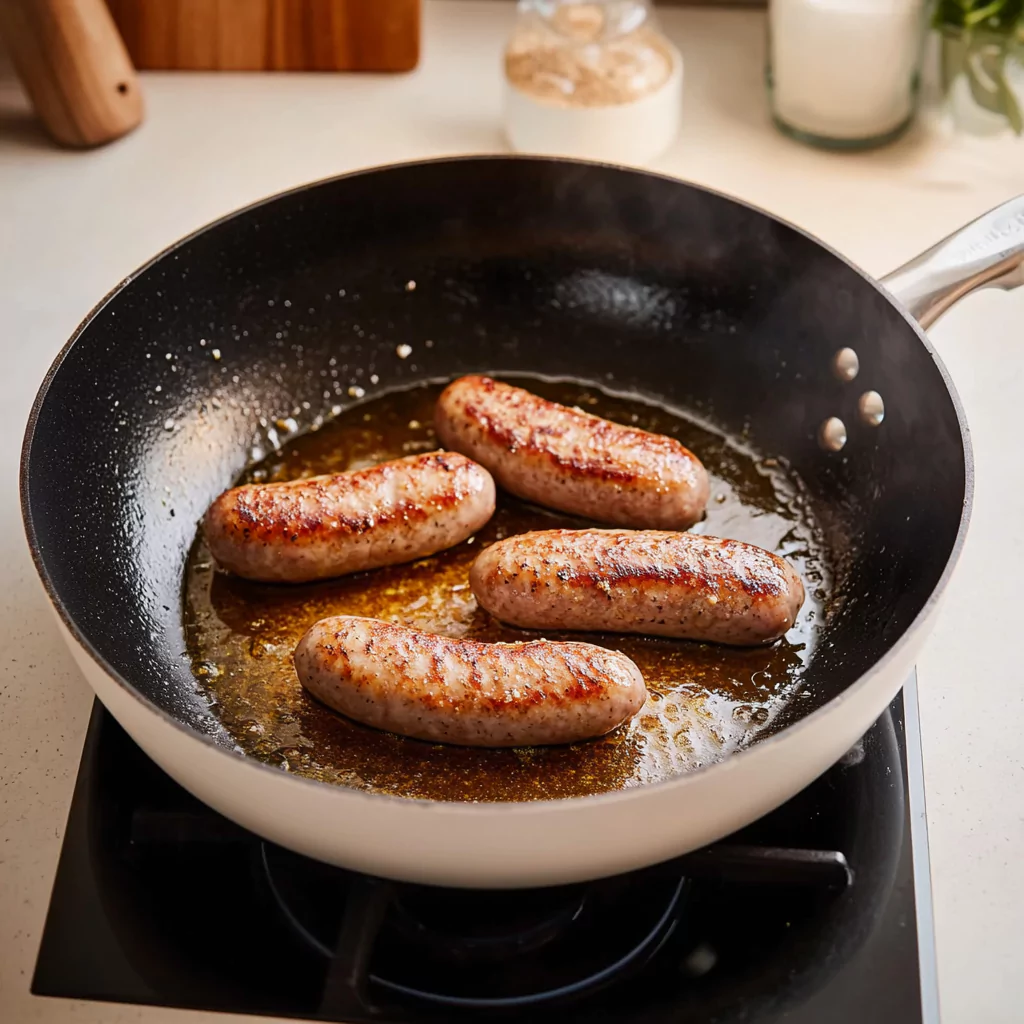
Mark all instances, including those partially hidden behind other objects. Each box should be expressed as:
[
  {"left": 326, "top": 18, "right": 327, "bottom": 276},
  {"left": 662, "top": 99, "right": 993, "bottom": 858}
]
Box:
[{"left": 770, "top": 0, "right": 926, "bottom": 141}]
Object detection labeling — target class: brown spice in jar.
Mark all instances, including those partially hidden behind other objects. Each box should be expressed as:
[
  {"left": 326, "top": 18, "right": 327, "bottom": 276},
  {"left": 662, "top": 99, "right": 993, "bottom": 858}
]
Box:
[{"left": 505, "top": 5, "right": 675, "bottom": 108}]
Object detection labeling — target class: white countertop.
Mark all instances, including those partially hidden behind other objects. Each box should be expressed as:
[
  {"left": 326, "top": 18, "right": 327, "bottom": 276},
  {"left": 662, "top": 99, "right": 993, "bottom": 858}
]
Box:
[{"left": 1, "top": 3, "right": 1022, "bottom": 1022}]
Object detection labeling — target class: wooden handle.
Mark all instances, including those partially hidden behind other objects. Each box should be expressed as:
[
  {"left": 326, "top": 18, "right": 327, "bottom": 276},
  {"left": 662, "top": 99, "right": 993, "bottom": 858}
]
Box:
[{"left": 0, "top": 0, "right": 144, "bottom": 147}]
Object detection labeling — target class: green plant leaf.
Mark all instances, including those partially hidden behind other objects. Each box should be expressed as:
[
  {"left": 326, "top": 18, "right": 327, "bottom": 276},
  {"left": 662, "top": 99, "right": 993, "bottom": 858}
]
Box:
[
  {"left": 965, "top": 41, "right": 1009, "bottom": 113},
  {"left": 964, "top": 0, "right": 1011, "bottom": 28},
  {"left": 934, "top": 0, "right": 1024, "bottom": 31},
  {"left": 937, "top": 8, "right": 1024, "bottom": 131}
]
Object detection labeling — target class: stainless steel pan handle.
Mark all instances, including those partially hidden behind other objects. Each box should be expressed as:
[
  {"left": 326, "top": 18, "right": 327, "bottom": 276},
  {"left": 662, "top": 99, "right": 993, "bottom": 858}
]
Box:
[{"left": 881, "top": 195, "right": 1024, "bottom": 329}]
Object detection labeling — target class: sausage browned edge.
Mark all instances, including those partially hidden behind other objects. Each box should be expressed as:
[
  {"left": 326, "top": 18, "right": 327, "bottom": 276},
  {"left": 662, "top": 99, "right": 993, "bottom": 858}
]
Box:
[
  {"left": 470, "top": 529, "right": 805, "bottom": 646},
  {"left": 294, "top": 615, "right": 648, "bottom": 747},
  {"left": 434, "top": 375, "right": 710, "bottom": 529},
  {"left": 204, "top": 451, "right": 495, "bottom": 583}
]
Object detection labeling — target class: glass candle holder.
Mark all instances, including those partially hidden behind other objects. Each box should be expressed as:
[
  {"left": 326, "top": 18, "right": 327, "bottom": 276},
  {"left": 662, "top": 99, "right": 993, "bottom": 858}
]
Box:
[{"left": 767, "top": 0, "right": 928, "bottom": 149}]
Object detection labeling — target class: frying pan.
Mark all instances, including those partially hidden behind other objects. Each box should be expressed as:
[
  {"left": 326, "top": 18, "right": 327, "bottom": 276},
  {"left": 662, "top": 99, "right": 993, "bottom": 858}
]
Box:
[{"left": 20, "top": 158, "right": 1023, "bottom": 888}]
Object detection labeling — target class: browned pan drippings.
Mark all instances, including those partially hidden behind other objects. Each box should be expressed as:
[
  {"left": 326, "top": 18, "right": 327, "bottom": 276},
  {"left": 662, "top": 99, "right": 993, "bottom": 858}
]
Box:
[{"left": 183, "top": 379, "right": 832, "bottom": 802}]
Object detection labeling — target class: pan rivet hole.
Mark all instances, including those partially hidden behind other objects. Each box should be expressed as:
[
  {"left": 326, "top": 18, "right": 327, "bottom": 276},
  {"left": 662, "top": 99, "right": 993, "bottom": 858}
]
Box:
[
  {"left": 819, "top": 417, "right": 847, "bottom": 451},
  {"left": 858, "top": 391, "right": 885, "bottom": 426},
  {"left": 832, "top": 347, "right": 860, "bottom": 381}
]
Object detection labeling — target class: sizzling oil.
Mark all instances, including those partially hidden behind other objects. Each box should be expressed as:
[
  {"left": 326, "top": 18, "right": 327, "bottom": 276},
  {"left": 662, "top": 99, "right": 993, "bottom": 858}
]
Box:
[{"left": 184, "top": 379, "right": 830, "bottom": 802}]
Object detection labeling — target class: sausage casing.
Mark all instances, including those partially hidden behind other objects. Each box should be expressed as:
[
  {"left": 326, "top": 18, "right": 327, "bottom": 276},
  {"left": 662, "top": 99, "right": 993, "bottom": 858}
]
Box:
[
  {"left": 470, "top": 529, "right": 805, "bottom": 646},
  {"left": 204, "top": 451, "right": 495, "bottom": 583},
  {"left": 294, "top": 616, "right": 647, "bottom": 747},
  {"left": 434, "top": 376, "right": 709, "bottom": 529}
]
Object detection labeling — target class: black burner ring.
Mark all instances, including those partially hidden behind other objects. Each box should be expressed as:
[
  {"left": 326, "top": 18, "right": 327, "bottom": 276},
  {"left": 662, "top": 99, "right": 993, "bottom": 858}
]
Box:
[
  {"left": 372, "top": 876, "right": 686, "bottom": 1010},
  {"left": 388, "top": 881, "right": 589, "bottom": 964},
  {"left": 259, "top": 842, "right": 689, "bottom": 1010}
]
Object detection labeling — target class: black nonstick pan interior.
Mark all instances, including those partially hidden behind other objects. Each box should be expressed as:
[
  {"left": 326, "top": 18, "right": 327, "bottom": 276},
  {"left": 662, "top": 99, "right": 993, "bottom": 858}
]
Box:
[{"left": 22, "top": 157, "right": 968, "bottom": 792}]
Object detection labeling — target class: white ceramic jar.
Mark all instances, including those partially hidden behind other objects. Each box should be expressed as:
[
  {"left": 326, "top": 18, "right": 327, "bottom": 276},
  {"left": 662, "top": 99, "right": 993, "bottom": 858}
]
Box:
[
  {"left": 768, "top": 0, "right": 927, "bottom": 148},
  {"left": 503, "top": 0, "right": 683, "bottom": 165}
]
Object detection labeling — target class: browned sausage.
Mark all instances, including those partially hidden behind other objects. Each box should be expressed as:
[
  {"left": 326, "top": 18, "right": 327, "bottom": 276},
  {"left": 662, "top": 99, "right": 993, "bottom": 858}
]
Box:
[
  {"left": 204, "top": 451, "right": 494, "bottom": 583},
  {"left": 434, "top": 376, "right": 709, "bottom": 529},
  {"left": 294, "top": 616, "right": 647, "bottom": 747},
  {"left": 469, "top": 529, "right": 805, "bottom": 646}
]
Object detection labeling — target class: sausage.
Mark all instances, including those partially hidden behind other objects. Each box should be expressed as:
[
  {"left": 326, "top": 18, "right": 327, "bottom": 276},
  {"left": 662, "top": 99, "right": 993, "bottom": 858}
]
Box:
[
  {"left": 434, "top": 375, "right": 709, "bottom": 529},
  {"left": 469, "top": 529, "right": 805, "bottom": 646},
  {"left": 204, "top": 451, "right": 495, "bottom": 583},
  {"left": 294, "top": 615, "right": 647, "bottom": 747}
]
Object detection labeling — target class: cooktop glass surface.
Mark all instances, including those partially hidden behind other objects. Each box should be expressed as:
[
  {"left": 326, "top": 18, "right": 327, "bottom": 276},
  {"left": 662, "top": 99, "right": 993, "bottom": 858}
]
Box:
[{"left": 32, "top": 681, "right": 936, "bottom": 1023}]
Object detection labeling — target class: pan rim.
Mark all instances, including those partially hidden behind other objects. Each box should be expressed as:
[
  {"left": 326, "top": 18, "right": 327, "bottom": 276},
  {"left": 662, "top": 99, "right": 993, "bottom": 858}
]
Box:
[{"left": 19, "top": 154, "right": 975, "bottom": 814}]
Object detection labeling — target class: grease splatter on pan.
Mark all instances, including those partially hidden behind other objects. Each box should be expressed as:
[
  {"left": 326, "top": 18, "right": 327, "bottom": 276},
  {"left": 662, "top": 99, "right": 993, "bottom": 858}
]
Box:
[{"left": 184, "top": 378, "right": 831, "bottom": 802}]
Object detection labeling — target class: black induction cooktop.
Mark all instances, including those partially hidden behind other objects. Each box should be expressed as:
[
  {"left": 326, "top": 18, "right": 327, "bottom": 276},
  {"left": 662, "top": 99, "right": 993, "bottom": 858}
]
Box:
[{"left": 32, "top": 676, "right": 938, "bottom": 1023}]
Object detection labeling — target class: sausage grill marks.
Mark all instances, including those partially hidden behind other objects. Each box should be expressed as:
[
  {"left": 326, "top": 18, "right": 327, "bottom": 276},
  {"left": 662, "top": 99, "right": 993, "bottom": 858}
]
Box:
[
  {"left": 204, "top": 450, "right": 495, "bottom": 583},
  {"left": 204, "top": 377, "right": 803, "bottom": 744},
  {"left": 435, "top": 375, "right": 710, "bottom": 530},
  {"left": 470, "top": 529, "right": 805, "bottom": 647},
  {"left": 295, "top": 616, "right": 647, "bottom": 747}
]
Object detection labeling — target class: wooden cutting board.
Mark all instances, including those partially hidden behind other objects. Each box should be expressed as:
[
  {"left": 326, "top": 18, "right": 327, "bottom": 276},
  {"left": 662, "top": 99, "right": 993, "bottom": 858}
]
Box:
[{"left": 105, "top": 0, "right": 420, "bottom": 71}]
